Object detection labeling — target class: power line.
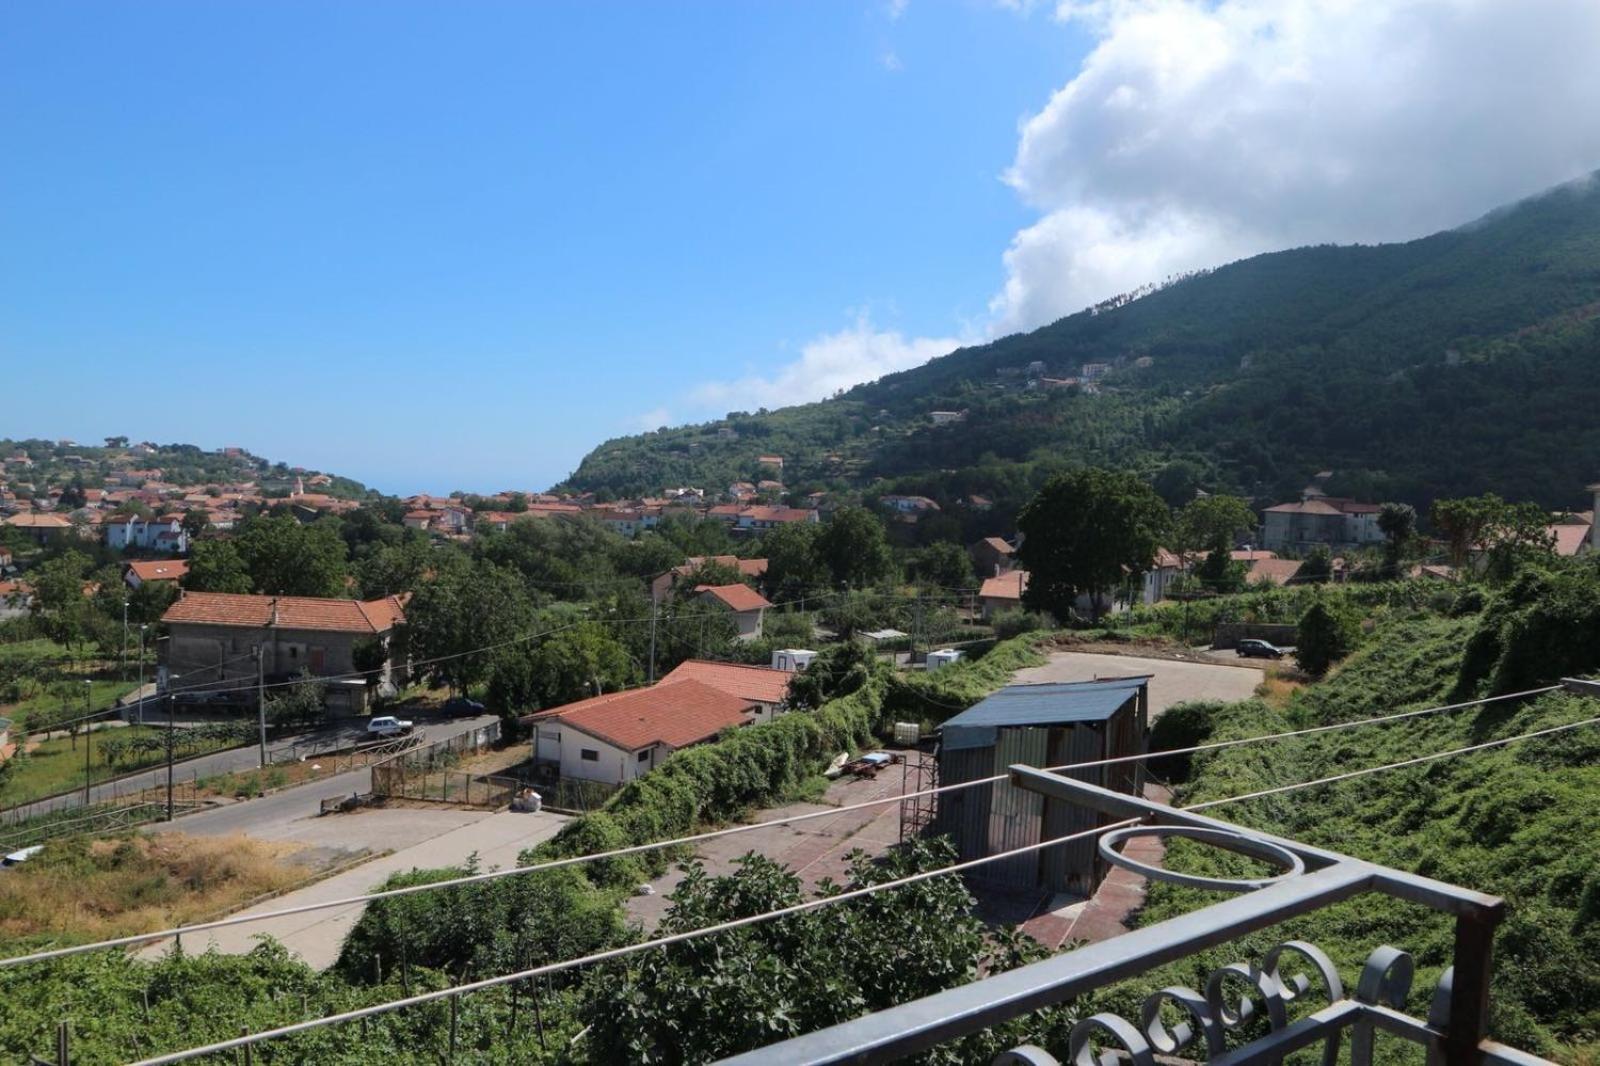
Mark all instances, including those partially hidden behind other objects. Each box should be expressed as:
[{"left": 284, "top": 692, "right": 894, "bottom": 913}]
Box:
[
  {"left": 1186, "top": 711, "right": 1600, "bottom": 811},
  {"left": 0, "top": 682, "right": 1556, "bottom": 970},
  {"left": 122, "top": 817, "right": 1144, "bottom": 1066}
]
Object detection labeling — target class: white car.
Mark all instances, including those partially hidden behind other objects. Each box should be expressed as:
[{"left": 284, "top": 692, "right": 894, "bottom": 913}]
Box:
[{"left": 367, "top": 716, "right": 415, "bottom": 738}]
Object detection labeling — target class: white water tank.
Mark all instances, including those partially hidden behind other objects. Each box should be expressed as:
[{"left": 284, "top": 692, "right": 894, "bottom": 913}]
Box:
[
  {"left": 926, "top": 648, "right": 964, "bottom": 671},
  {"left": 772, "top": 648, "right": 818, "bottom": 672}
]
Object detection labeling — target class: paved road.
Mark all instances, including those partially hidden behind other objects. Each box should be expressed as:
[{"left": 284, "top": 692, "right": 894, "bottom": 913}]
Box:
[
  {"left": 142, "top": 809, "right": 568, "bottom": 969},
  {"left": 1010, "top": 651, "right": 1263, "bottom": 717},
  {"left": 4, "top": 714, "right": 498, "bottom": 823}
]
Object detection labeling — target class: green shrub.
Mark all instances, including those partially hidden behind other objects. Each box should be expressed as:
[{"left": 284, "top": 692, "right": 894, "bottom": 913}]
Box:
[{"left": 1295, "top": 601, "right": 1360, "bottom": 676}]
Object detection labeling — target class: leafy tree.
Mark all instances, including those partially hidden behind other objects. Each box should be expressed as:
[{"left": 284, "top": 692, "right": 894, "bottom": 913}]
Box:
[
  {"left": 1152, "top": 460, "right": 1205, "bottom": 507},
  {"left": 581, "top": 842, "right": 1057, "bottom": 1064},
  {"left": 519, "top": 621, "right": 636, "bottom": 709},
  {"left": 235, "top": 515, "right": 349, "bottom": 597},
  {"left": 1016, "top": 468, "right": 1169, "bottom": 622},
  {"left": 403, "top": 561, "right": 535, "bottom": 695},
  {"left": 1377, "top": 502, "right": 1418, "bottom": 576},
  {"left": 182, "top": 539, "right": 252, "bottom": 594},
  {"left": 1299, "top": 546, "right": 1334, "bottom": 584},
  {"left": 264, "top": 674, "right": 327, "bottom": 730},
  {"left": 759, "top": 521, "right": 829, "bottom": 602},
  {"left": 906, "top": 541, "right": 977, "bottom": 590},
  {"left": 786, "top": 640, "right": 877, "bottom": 710},
  {"left": 1295, "top": 601, "right": 1360, "bottom": 676},
  {"left": 1175, "top": 495, "right": 1257, "bottom": 558},
  {"left": 815, "top": 507, "right": 894, "bottom": 589},
  {"left": 1193, "top": 547, "right": 1247, "bottom": 593},
  {"left": 179, "top": 509, "right": 210, "bottom": 540}
]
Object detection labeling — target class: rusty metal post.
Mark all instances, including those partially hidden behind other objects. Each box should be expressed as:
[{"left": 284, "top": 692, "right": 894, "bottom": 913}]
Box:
[
  {"left": 1447, "top": 903, "right": 1503, "bottom": 1066},
  {"left": 239, "top": 1026, "right": 251, "bottom": 1066},
  {"left": 448, "top": 995, "right": 459, "bottom": 1060},
  {"left": 55, "top": 1020, "right": 68, "bottom": 1066}
]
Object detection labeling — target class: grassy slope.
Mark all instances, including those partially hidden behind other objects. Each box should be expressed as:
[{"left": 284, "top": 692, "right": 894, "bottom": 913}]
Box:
[{"left": 1124, "top": 615, "right": 1600, "bottom": 1057}]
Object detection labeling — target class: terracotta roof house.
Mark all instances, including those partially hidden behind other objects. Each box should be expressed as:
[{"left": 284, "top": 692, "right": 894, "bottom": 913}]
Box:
[
  {"left": 521, "top": 679, "right": 754, "bottom": 784},
  {"left": 3, "top": 512, "right": 72, "bottom": 544},
  {"left": 650, "top": 555, "right": 769, "bottom": 602},
  {"left": 734, "top": 506, "right": 817, "bottom": 532},
  {"left": 1261, "top": 497, "right": 1382, "bottom": 551},
  {"left": 125, "top": 559, "right": 190, "bottom": 589},
  {"left": 160, "top": 591, "right": 408, "bottom": 710},
  {"left": 978, "top": 571, "right": 1028, "bottom": 619},
  {"left": 969, "top": 537, "right": 1016, "bottom": 577},
  {"left": 1245, "top": 558, "right": 1304, "bottom": 587},
  {"left": 696, "top": 583, "right": 774, "bottom": 640},
  {"left": 660, "top": 658, "right": 794, "bottom": 721}
]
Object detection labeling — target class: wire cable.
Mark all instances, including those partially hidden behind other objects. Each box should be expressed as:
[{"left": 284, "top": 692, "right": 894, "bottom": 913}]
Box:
[
  {"left": 1187, "top": 711, "right": 1600, "bottom": 811},
  {"left": 0, "top": 683, "right": 1558, "bottom": 970},
  {"left": 123, "top": 817, "right": 1143, "bottom": 1066}
]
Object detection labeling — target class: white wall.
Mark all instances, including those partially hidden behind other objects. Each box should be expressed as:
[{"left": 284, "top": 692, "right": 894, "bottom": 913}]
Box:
[{"left": 553, "top": 725, "right": 657, "bottom": 784}]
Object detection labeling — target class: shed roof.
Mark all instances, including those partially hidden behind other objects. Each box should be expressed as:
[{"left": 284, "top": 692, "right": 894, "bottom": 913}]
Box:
[{"left": 939, "top": 676, "right": 1149, "bottom": 752}]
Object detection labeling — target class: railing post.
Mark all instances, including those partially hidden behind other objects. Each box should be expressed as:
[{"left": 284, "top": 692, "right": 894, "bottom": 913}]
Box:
[
  {"left": 55, "top": 1020, "right": 68, "bottom": 1066},
  {"left": 1446, "top": 904, "right": 1502, "bottom": 1066}
]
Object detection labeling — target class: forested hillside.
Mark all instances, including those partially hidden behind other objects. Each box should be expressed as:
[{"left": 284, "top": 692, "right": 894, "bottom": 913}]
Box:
[{"left": 565, "top": 173, "right": 1600, "bottom": 512}]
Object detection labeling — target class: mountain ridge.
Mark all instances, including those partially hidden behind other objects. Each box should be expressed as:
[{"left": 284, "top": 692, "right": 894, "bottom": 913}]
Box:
[{"left": 564, "top": 172, "right": 1600, "bottom": 515}]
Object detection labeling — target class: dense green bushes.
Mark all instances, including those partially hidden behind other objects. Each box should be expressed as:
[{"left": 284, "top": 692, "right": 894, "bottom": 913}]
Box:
[{"left": 1121, "top": 608, "right": 1600, "bottom": 1060}]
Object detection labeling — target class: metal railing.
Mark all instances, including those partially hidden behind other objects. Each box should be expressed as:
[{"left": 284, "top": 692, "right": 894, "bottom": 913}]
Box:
[{"left": 724, "top": 767, "right": 1551, "bottom": 1066}]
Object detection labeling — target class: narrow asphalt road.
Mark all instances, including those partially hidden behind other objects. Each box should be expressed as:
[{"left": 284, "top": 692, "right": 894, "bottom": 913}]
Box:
[{"left": 2, "top": 714, "right": 499, "bottom": 823}]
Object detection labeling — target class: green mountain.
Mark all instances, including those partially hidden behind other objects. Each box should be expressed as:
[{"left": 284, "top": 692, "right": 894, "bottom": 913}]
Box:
[{"left": 565, "top": 173, "right": 1600, "bottom": 516}]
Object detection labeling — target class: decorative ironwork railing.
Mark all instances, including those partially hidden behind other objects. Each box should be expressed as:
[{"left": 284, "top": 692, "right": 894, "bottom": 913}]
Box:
[{"left": 722, "top": 767, "right": 1555, "bottom": 1066}]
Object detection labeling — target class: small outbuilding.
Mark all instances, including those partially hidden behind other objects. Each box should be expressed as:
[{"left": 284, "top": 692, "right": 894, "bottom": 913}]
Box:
[{"left": 932, "top": 676, "right": 1149, "bottom": 896}]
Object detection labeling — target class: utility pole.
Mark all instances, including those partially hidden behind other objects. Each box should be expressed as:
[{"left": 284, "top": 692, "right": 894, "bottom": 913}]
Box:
[
  {"left": 166, "top": 678, "right": 178, "bottom": 822},
  {"left": 647, "top": 598, "right": 658, "bottom": 683},
  {"left": 136, "top": 624, "right": 148, "bottom": 726},
  {"left": 120, "top": 599, "right": 129, "bottom": 681},
  {"left": 82, "top": 680, "right": 93, "bottom": 805},
  {"left": 255, "top": 645, "right": 267, "bottom": 768}
]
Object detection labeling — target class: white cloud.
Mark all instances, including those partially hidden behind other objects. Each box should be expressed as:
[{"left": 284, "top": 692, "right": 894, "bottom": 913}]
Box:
[
  {"left": 988, "top": 0, "right": 1600, "bottom": 332},
  {"left": 691, "top": 315, "right": 961, "bottom": 413},
  {"left": 886, "top": 0, "right": 910, "bottom": 20},
  {"left": 634, "top": 406, "right": 673, "bottom": 432},
  {"left": 881, "top": 49, "right": 904, "bottom": 72},
  {"left": 680, "top": 0, "right": 1600, "bottom": 426}
]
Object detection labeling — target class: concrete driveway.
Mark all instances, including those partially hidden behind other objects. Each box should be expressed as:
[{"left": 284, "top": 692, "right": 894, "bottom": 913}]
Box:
[
  {"left": 1009, "top": 651, "right": 1263, "bottom": 717},
  {"left": 142, "top": 809, "right": 568, "bottom": 969}
]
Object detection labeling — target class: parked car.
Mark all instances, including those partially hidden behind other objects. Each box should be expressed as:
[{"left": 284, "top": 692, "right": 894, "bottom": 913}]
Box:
[
  {"left": 443, "top": 696, "right": 486, "bottom": 716},
  {"left": 367, "top": 715, "right": 415, "bottom": 738},
  {"left": 1236, "top": 639, "right": 1286, "bottom": 659}
]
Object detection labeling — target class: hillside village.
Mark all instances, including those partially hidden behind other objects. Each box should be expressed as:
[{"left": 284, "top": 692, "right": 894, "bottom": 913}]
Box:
[
  {"left": 6, "top": 424, "right": 1600, "bottom": 1063},
  {"left": 2, "top": 167, "right": 1600, "bottom": 1066}
]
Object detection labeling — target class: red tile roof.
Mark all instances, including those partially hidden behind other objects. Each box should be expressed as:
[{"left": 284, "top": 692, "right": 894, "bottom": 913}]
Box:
[
  {"left": 3, "top": 513, "right": 71, "bottom": 528},
  {"left": 1230, "top": 549, "right": 1278, "bottom": 561},
  {"left": 678, "top": 555, "right": 769, "bottom": 579},
  {"left": 524, "top": 679, "right": 753, "bottom": 751},
  {"left": 163, "top": 592, "right": 407, "bottom": 633},
  {"left": 660, "top": 659, "right": 794, "bottom": 705},
  {"left": 696, "top": 583, "right": 773, "bottom": 613},
  {"left": 980, "top": 571, "right": 1028, "bottom": 601},
  {"left": 127, "top": 559, "right": 189, "bottom": 583},
  {"left": 1246, "top": 558, "right": 1304, "bottom": 586}
]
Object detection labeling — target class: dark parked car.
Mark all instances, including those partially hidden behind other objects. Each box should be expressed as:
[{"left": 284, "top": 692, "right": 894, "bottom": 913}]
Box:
[
  {"left": 443, "top": 696, "right": 486, "bottom": 716},
  {"left": 1236, "top": 639, "right": 1286, "bottom": 659}
]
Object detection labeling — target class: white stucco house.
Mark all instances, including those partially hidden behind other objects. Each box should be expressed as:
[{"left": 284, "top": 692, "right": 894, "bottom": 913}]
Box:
[{"left": 522, "top": 678, "right": 755, "bottom": 785}]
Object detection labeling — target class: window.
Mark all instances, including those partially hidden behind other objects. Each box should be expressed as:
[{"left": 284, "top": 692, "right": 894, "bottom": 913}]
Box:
[
  {"left": 580, "top": 749, "right": 599, "bottom": 762},
  {"left": 637, "top": 750, "right": 651, "bottom": 763}
]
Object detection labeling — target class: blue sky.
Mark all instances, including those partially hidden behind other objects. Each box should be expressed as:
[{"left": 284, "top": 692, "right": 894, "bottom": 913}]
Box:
[
  {"left": 7, "top": 2, "right": 1598, "bottom": 494},
  {"left": 0, "top": 2, "right": 1084, "bottom": 493}
]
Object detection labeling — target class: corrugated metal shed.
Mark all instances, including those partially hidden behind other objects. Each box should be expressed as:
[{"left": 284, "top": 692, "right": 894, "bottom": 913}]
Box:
[
  {"left": 940, "top": 676, "right": 1152, "bottom": 751},
  {"left": 932, "top": 675, "right": 1150, "bottom": 896}
]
